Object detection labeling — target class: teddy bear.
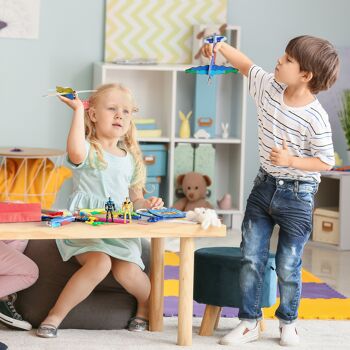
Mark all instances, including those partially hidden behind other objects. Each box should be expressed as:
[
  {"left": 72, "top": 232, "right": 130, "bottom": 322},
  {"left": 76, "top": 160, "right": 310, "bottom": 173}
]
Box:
[
  {"left": 173, "top": 172, "right": 213, "bottom": 211},
  {"left": 186, "top": 207, "right": 221, "bottom": 230}
]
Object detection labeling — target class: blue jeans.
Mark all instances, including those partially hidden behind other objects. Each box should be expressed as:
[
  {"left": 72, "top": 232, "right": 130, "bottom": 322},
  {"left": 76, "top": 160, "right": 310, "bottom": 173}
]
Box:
[{"left": 238, "top": 168, "right": 318, "bottom": 323}]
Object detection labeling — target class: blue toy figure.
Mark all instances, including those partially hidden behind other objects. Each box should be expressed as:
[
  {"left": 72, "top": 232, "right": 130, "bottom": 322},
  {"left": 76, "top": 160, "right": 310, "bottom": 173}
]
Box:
[{"left": 105, "top": 196, "right": 116, "bottom": 223}]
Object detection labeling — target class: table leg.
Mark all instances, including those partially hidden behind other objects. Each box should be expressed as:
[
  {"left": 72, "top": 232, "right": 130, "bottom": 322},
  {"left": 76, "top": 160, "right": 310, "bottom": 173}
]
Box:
[
  {"left": 149, "top": 237, "right": 164, "bottom": 331},
  {"left": 177, "top": 237, "right": 194, "bottom": 346}
]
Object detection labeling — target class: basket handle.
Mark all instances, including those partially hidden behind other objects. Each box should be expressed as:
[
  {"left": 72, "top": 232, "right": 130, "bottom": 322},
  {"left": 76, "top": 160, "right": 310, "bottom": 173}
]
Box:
[{"left": 143, "top": 155, "right": 156, "bottom": 165}]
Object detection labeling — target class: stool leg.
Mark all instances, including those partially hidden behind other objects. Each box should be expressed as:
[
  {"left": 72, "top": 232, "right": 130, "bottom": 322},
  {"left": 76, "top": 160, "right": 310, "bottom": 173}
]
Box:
[
  {"left": 199, "top": 305, "right": 221, "bottom": 336},
  {"left": 214, "top": 307, "right": 222, "bottom": 330}
]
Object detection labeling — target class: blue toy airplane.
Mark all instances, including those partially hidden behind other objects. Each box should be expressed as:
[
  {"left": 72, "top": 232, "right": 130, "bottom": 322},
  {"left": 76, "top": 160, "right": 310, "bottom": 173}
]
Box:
[
  {"left": 186, "top": 33, "right": 238, "bottom": 83},
  {"left": 43, "top": 86, "right": 96, "bottom": 100}
]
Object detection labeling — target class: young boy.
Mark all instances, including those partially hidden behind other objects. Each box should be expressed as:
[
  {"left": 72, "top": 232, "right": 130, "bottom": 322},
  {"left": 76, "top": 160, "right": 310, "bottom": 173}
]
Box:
[{"left": 203, "top": 35, "right": 339, "bottom": 346}]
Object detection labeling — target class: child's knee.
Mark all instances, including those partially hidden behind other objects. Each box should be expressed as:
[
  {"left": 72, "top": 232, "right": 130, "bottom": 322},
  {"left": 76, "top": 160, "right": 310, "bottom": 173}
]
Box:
[
  {"left": 113, "top": 261, "right": 140, "bottom": 282},
  {"left": 21, "top": 258, "right": 39, "bottom": 287},
  {"left": 84, "top": 253, "right": 112, "bottom": 275}
]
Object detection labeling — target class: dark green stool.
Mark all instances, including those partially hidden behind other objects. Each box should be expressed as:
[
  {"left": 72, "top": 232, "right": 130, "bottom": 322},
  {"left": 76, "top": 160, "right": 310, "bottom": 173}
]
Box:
[{"left": 193, "top": 247, "right": 277, "bottom": 336}]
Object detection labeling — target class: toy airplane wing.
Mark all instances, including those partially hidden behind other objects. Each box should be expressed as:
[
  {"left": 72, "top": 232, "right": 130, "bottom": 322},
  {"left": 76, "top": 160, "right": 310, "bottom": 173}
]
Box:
[
  {"left": 185, "top": 65, "right": 238, "bottom": 75},
  {"left": 43, "top": 86, "right": 96, "bottom": 99},
  {"left": 204, "top": 34, "right": 227, "bottom": 44},
  {"left": 56, "top": 86, "right": 75, "bottom": 94}
]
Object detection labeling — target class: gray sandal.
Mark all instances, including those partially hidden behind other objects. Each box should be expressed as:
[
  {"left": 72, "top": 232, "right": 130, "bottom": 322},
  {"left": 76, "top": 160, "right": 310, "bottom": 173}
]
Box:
[
  {"left": 127, "top": 317, "right": 149, "bottom": 332},
  {"left": 36, "top": 323, "right": 58, "bottom": 338}
]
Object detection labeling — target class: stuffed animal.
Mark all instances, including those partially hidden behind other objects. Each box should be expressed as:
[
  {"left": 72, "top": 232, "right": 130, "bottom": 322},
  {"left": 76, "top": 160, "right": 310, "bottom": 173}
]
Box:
[
  {"left": 186, "top": 207, "right": 221, "bottom": 230},
  {"left": 193, "top": 24, "right": 228, "bottom": 65},
  {"left": 173, "top": 172, "right": 213, "bottom": 211}
]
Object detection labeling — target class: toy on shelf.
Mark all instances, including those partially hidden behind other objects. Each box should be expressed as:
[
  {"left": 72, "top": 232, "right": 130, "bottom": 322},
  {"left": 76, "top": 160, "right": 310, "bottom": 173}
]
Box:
[
  {"left": 173, "top": 172, "right": 213, "bottom": 211},
  {"left": 105, "top": 197, "right": 116, "bottom": 223},
  {"left": 217, "top": 193, "right": 232, "bottom": 210},
  {"left": 121, "top": 197, "right": 134, "bottom": 223},
  {"left": 221, "top": 122, "right": 229, "bottom": 139},
  {"left": 193, "top": 129, "right": 210, "bottom": 139},
  {"left": 186, "top": 33, "right": 238, "bottom": 84},
  {"left": 186, "top": 207, "right": 221, "bottom": 230},
  {"left": 179, "top": 111, "right": 192, "bottom": 138}
]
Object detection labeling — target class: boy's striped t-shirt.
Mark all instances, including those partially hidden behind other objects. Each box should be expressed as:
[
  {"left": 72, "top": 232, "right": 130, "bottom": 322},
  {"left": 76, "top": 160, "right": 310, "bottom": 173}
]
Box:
[{"left": 248, "top": 65, "right": 335, "bottom": 183}]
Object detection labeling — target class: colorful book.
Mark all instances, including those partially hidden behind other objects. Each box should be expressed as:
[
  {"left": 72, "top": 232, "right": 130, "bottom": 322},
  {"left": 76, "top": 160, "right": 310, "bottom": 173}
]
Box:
[
  {"left": 134, "top": 118, "right": 156, "bottom": 125},
  {"left": 136, "top": 129, "right": 162, "bottom": 138},
  {"left": 136, "top": 123, "right": 157, "bottom": 130}
]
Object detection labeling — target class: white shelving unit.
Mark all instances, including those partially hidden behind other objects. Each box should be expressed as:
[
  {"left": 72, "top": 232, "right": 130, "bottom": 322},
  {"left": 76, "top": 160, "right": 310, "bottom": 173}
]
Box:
[
  {"left": 93, "top": 26, "right": 246, "bottom": 228},
  {"left": 311, "top": 172, "right": 350, "bottom": 250}
]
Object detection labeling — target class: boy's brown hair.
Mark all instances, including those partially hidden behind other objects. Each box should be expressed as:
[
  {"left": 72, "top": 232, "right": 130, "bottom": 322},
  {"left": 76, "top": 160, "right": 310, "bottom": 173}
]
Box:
[{"left": 286, "top": 35, "right": 339, "bottom": 94}]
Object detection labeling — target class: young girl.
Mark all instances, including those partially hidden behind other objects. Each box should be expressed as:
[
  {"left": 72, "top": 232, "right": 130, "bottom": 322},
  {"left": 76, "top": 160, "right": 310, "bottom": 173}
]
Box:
[
  {"left": 36, "top": 84, "right": 163, "bottom": 338},
  {"left": 0, "top": 240, "right": 39, "bottom": 330}
]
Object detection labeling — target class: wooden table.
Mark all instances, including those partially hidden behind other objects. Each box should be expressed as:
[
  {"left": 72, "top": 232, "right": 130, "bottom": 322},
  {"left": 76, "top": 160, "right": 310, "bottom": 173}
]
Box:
[{"left": 0, "top": 220, "right": 226, "bottom": 346}]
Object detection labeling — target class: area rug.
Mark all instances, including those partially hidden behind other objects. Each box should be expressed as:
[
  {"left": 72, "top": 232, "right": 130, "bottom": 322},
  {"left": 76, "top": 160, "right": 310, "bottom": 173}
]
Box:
[{"left": 164, "top": 251, "right": 350, "bottom": 320}]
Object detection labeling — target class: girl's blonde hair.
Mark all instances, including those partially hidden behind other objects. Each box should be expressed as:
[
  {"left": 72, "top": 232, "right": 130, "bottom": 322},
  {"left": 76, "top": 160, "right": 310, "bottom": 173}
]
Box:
[{"left": 84, "top": 83, "right": 146, "bottom": 191}]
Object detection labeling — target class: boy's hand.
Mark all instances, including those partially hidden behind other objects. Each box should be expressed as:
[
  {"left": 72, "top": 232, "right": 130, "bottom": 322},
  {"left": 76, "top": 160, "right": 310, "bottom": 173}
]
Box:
[
  {"left": 270, "top": 139, "right": 292, "bottom": 167},
  {"left": 58, "top": 94, "right": 84, "bottom": 112},
  {"left": 201, "top": 42, "right": 223, "bottom": 58},
  {"left": 144, "top": 196, "right": 164, "bottom": 209}
]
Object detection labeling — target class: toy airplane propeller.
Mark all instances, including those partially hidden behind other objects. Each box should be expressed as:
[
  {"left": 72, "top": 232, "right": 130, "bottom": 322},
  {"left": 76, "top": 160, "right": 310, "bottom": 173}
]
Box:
[
  {"left": 43, "top": 86, "right": 96, "bottom": 100},
  {"left": 185, "top": 34, "right": 238, "bottom": 83}
]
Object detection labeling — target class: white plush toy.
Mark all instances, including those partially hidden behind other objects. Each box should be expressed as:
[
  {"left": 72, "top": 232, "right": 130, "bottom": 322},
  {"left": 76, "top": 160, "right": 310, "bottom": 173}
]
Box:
[{"left": 186, "top": 208, "right": 222, "bottom": 230}]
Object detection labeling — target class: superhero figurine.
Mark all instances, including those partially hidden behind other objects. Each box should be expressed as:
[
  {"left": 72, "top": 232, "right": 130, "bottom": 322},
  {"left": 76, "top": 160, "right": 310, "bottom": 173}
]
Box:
[
  {"left": 121, "top": 197, "right": 133, "bottom": 223},
  {"left": 105, "top": 197, "right": 116, "bottom": 223}
]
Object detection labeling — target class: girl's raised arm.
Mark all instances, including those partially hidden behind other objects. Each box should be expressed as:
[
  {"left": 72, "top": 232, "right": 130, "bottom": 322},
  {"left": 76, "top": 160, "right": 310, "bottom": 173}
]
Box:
[{"left": 59, "top": 95, "right": 87, "bottom": 165}]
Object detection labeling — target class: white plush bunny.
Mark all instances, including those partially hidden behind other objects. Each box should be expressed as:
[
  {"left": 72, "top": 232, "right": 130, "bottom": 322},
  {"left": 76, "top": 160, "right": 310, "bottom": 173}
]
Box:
[
  {"left": 186, "top": 208, "right": 221, "bottom": 230},
  {"left": 221, "top": 122, "right": 229, "bottom": 139}
]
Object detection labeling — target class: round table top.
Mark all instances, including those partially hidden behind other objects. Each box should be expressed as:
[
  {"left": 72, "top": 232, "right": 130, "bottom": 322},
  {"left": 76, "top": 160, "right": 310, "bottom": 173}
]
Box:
[{"left": 0, "top": 147, "right": 65, "bottom": 157}]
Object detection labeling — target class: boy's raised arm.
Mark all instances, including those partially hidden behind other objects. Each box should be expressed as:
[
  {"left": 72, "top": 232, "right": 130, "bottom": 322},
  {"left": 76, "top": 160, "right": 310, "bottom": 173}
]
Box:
[{"left": 203, "top": 42, "right": 254, "bottom": 77}]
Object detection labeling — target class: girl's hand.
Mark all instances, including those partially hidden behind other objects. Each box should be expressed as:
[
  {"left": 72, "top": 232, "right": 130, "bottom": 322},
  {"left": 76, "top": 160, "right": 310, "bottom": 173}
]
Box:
[
  {"left": 144, "top": 196, "right": 164, "bottom": 209},
  {"left": 58, "top": 94, "right": 84, "bottom": 112}
]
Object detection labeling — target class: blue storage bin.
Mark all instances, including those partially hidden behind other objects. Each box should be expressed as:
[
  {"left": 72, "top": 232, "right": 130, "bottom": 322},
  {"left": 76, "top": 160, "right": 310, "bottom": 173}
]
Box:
[
  {"left": 144, "top": 176, "right": 161, "bottom": 199},
  {"left": 193, "top": 75, "right": 217, "bottom": 137},
  {"left": 140, "top": 144, "right": 167, "bottom": 177}
]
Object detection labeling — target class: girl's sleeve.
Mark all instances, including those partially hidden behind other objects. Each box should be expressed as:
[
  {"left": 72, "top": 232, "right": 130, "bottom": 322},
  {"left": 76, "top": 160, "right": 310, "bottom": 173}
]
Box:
[
  {"left": 65, "top": 140, "right": 90, "bottom": 169},
  {"left": 248, "top": 65, "right": 274, "bottom": 108},
  {"left": 129, "top": 154, "right": 137, "bottom": 187}
]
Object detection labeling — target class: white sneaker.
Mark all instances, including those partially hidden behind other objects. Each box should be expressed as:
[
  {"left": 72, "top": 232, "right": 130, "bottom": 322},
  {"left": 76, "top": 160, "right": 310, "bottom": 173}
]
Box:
[
  {"left": 280, "top": 323, "right": 299, "bottom": 346},
  {"left": 219, "top": 320, "right": 260, "bottom": 345}
]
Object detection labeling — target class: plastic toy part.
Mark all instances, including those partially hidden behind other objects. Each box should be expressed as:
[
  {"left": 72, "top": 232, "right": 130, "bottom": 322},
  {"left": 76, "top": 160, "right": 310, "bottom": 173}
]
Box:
[
  {"left": 47, "top": 216, "right": 75, "bottom": 228},
  {"left": 105, "top": 197, "right": 116, "bottom": 223},
  {"left": 121, "top": 197, "right": 134, "bottom": 223}
]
